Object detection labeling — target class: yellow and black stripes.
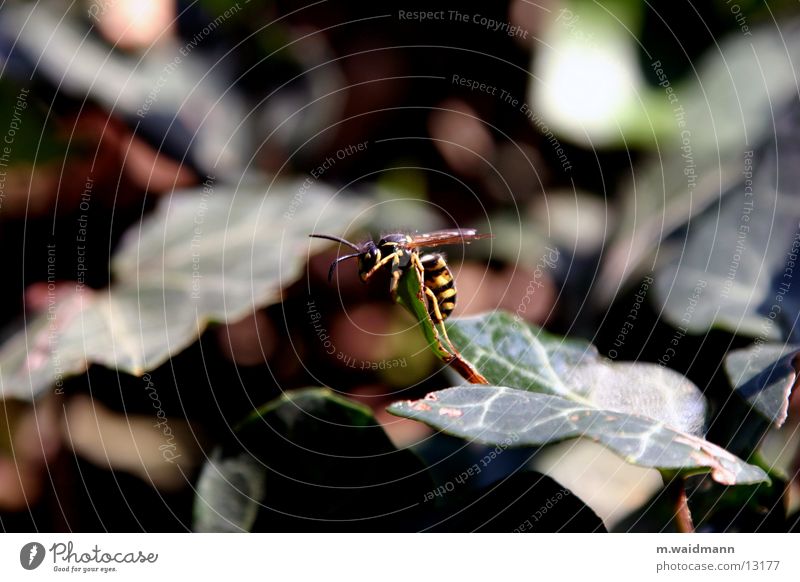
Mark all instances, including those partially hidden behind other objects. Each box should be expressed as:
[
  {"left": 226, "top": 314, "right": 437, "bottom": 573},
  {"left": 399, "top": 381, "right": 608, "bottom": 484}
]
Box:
[
  {"left": 420, "top": 253, "right": 456, "bottom": 321},
  {"left": 311, "top": 229, "right": 490, "bottom": 355}
]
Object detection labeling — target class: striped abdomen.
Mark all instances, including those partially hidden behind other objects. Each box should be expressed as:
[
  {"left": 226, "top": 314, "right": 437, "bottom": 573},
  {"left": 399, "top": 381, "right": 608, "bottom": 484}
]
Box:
[{"left": 420, "top": 253, "right": 456, "bottom": 321}]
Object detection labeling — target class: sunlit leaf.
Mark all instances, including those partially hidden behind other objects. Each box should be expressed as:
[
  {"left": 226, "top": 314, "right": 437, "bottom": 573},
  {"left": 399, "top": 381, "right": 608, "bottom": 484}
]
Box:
[
  {"left": 389, "top": 385, "right": 767, "bottom": 485},
  {"left": 447, "top": 311, "right": 706, "bottom": 435},
  {"left": 389, "top": 311, "right": 768, "bottom": 485}
]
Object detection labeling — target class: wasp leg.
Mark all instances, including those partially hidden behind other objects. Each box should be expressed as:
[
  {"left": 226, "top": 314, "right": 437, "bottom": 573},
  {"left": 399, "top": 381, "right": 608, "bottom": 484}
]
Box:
[
  {"left": 362, "top": 250, "right": 401, "bottom": 281},
  {"left": 423, "top": 285, "right": 458, "bottom": 353},
  {"left": 410, "top": 253, "right": 458, "bottom": 355},
  {"left": 388, "top": 256, "right": 403, "bottom": 301}
]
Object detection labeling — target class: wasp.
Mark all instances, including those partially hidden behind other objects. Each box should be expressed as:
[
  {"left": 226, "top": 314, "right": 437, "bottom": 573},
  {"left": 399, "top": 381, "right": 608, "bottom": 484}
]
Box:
[{"left": 309, "top": 229, "right": 492, "bottom": 329}]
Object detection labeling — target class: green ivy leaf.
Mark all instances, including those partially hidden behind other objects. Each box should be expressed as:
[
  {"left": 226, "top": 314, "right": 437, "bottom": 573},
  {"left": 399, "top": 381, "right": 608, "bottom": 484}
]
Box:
[
  {"left": 725, "top": 342, "right": 800, "bottom": 427},
  {"left": 0, "top": 179, "right": 370, "bottom": 400},
  {"left": 447, "top": 311, "right": 705, "bottom": 434},
  {"left": 389, "top": 311, "right": 769, "bottom": 485},
  {"left": 194, "top": 388, "right": 431, "bottom": 532},
  {"left": 389, "top": 385, "right": 767, "bottom": 485}
]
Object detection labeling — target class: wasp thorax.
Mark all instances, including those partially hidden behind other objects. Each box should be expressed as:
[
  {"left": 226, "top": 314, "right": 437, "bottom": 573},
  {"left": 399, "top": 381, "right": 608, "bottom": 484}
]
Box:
[
  {"left": 378, "top": 233, "right": 411, "bottom": 246},
  {"left": 312, "top": 228, "right": 490, "bottom": 325}
]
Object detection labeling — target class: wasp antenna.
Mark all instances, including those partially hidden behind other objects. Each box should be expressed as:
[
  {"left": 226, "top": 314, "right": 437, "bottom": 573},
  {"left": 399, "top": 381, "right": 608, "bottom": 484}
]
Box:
[
  {"left": 309, "top": 233, "right": 362, "bottom": 252},
  {"left": 327, "top": 253, "right": 361, "bottom": 281}
]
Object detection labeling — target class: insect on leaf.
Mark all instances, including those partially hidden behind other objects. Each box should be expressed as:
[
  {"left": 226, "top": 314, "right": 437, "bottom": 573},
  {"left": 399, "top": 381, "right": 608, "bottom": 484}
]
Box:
[{"left": 394, "top": 260, "right": 487, "bottom": 384}]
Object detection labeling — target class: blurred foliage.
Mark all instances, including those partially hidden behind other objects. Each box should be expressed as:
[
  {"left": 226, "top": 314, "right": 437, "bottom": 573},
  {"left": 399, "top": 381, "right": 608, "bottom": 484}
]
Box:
[
  {"left": 1, "top": 0, "right": 799, "bottom": 533},
  {"left": 726, "top": 343, "right": 800, "bottom": 428},
  {"left": 194, "top": 388, "right": 432, "bottom": 532},
  {"left": 0, "top": 179, "right": 370, "bottom": 400}
]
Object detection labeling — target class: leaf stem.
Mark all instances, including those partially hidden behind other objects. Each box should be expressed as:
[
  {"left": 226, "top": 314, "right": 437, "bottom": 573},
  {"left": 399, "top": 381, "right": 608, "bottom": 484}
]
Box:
[
  {"left": 395, "top": 260, "right": 488, "bottom": 384},
  {"left": 665, "top": 477, "right": 695, "bottom": 533}
]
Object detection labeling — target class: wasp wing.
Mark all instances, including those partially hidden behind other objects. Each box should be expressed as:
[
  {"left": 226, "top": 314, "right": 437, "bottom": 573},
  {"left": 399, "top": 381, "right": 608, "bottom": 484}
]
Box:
[{"left": 405, "top": 229, "right": 494, "bottom": 249}]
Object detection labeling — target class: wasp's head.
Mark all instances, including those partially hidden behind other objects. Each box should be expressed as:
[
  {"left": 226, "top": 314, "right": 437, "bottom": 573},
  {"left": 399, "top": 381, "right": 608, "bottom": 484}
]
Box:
[
  {"left": 355, "top": 240, "right": 380, "bottom": 281},
  {"left": 309, "top": 234, "right": 375, "bottom": 282}
]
